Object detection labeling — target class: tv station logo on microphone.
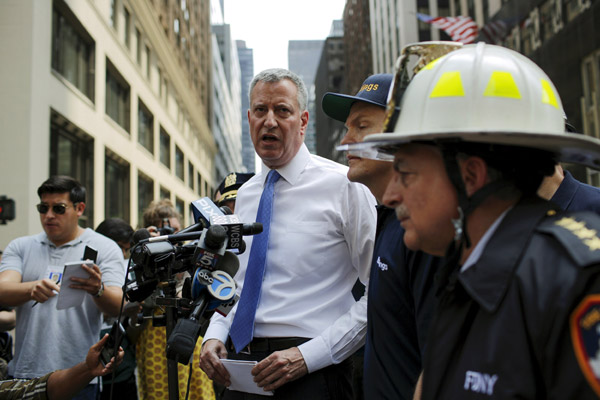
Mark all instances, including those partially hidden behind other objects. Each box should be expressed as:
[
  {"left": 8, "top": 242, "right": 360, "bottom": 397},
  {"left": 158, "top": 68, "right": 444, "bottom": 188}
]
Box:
[{"left": 211, "top": 215, "right": 243, "bottom": 250}]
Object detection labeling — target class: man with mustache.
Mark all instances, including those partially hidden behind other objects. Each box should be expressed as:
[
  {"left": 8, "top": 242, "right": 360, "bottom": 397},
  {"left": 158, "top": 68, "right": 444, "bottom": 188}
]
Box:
[
  {"left": 200, "top": 68, "right": 376, "bottom": 399},
  {"left": 356, "top": 43, "right": 600, "bottom": 398},
  {"left": 322, "top": 74, "right": 440, "bottom": 400}
]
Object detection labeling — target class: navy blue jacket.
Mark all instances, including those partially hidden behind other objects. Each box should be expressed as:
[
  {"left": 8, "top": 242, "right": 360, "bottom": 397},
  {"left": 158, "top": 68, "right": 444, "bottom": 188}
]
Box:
[
  {"left": 551, "top": 171, "right": 600, "bottom": 213},
  {"left": 363, "top": 206, "right": 441, "bottom": 400}
]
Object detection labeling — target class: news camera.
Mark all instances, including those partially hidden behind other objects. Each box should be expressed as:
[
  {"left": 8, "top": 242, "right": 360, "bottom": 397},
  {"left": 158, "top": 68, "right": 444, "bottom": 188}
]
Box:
[{"left": 123, "top": 197, "right": 262, "bottom": 366}]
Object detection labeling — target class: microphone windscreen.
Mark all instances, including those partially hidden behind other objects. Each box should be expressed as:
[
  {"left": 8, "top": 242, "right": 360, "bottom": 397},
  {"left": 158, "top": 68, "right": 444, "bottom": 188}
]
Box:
[
  {"left": 132, "top": 228, "right": 151, "bottom": 244},
  {"left": 219, "top": 251, "right": 240, "bottom": 277},
  {"left": 219, "top": 206, "right": 233, "bottom": 215}
]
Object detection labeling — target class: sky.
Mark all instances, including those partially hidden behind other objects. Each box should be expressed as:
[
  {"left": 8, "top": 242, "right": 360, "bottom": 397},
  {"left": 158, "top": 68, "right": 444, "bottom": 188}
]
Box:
[{"left": 223, "top": 0, "right": 347, "bottom": 74}]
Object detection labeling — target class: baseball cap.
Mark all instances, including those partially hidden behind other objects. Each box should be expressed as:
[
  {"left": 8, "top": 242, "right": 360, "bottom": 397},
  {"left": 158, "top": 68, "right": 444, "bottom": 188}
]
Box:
[
  {"left": 322, "top": 74, "right": 394, "bottom": 123},
  {"left": 215, "top": 172, "right": 255, "bottom": 205}
]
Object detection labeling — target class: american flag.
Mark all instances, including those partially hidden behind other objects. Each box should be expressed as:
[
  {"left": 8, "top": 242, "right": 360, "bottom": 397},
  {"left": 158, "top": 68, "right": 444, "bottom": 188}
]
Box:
[
  {"left": 480, "top": 20, "right": 509, "bottom": 44},
  {"left": 417, "top": 13, "right": 478, "bottom": 44}
]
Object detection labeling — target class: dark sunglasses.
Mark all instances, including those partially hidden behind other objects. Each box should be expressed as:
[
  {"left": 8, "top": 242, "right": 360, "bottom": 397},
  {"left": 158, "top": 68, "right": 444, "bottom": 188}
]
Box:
[{"left": 36, "top": 203, "right": 77, "bottom": 215}]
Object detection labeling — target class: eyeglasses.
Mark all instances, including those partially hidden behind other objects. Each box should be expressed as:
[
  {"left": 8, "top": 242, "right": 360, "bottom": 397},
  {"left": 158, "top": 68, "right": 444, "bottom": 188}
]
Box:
[{"left": 36, "top": 203, "right": 77, "bottom": 215}]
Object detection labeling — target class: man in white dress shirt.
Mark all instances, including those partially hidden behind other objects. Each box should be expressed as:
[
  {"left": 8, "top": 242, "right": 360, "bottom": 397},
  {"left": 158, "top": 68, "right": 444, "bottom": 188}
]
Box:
[{"left": 200, "top": 68, "right": 376, "bottom": 399}]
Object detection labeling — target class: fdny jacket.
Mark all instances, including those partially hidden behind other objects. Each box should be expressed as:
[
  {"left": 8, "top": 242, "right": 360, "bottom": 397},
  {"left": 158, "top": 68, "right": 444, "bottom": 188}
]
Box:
[{"left": 422, "top": 197, "right": 600, "bottom": 399}]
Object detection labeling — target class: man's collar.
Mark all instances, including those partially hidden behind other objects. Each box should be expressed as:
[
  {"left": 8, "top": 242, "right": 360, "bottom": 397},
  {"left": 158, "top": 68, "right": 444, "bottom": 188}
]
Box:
[
  {"left": 39, "top": 228, "right": 87, "bottom": 248},
  {"left": 550, "top": 170, "right": 577, "bottom": 210},
  {"left": 458, "top": 197, "right": 557, "bottom": 313},
  {"left": 260, "top": 143, "right": 310, "bottom": 186}
]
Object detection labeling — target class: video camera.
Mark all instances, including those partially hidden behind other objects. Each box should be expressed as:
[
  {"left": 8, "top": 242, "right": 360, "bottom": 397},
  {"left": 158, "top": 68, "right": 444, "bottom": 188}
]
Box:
[{"left": 123, "top": 197, "right": 262, "bottom": 365}]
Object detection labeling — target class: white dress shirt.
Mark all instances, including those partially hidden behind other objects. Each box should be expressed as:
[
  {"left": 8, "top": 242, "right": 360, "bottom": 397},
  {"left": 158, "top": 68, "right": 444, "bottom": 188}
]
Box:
[{"left": 204, "top": 144, "right": 377, "bottom": 373}]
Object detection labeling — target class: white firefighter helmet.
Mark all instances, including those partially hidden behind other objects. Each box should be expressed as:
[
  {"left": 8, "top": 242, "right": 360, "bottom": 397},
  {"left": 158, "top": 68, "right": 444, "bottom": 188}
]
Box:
[{"left": 362, "top": 42, "right": 600, "bottom": 169}]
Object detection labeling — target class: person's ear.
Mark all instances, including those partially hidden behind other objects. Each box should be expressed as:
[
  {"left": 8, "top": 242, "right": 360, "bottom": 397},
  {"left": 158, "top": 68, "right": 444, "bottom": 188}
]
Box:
[
  {"left": 299, "top": 110, "right": 309, "bottom": 136},
  {"left": 460, "top": 156, "right": 488, "bottom": 197},
  {"left": 76, "top": 202, "right": 86, "bottom": 217}
]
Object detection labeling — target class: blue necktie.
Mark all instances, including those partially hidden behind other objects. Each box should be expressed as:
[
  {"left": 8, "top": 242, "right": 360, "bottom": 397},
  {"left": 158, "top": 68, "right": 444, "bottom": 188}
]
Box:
[{"left": 230, "top": 169, "right": 280, "bottom": 353}]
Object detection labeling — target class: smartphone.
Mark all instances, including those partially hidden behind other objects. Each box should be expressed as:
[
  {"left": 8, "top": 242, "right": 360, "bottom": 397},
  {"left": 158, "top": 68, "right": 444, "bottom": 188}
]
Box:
[
  {"left": 100, "top": 321, "right": 125, "bottom": 366},
  {"left": 83, "top": 246, "right": 98, "bottom": 263}
]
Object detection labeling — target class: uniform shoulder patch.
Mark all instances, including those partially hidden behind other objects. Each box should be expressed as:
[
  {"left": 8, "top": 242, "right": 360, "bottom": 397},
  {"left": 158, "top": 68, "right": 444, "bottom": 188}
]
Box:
[
  {"left": 537, "top": 211, "right": 600, "bottom": 267},
  {"left": 571, "top": 294, "right": 600, "bottom": 397}
]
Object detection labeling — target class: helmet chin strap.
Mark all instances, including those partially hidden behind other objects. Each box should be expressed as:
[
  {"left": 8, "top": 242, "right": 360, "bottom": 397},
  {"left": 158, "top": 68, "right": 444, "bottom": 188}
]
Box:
[{"left": 435, "top": 144, "right": 513, "bottom": 297}]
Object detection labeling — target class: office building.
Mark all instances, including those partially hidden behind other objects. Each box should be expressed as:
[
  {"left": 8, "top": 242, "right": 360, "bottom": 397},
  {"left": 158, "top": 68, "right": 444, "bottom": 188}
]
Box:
[{"left": 0, "top": 0, "right": 214, "bottom": 249}]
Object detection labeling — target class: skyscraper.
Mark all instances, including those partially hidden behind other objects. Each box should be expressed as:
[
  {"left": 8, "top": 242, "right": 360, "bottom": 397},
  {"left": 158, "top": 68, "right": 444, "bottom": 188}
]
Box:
[{"left": 288, "top": 40, "right": 325, "bottom": 154}]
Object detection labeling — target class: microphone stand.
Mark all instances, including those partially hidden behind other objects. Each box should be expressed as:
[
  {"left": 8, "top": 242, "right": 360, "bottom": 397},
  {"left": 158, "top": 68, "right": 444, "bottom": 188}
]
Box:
[{"left": 155, "top": 279, "right": 181, "bottom": 400}]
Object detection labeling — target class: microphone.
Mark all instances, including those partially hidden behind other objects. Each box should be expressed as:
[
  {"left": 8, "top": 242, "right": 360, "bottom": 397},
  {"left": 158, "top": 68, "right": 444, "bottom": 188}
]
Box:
[
  {"left": 190, "top": 197, "right": 224, "bottom": 228},
  {"left": 192, "top": 225, "right": 227, "bottom": 271},
  {"left": 218, "top": 251, "right": 240, "bottom": 278},
  {"left": 220, "top": 205, "right": 233, "bottom": 215},
  {"left": 132, "top": 228, "right": 151, "bottom": 244}
]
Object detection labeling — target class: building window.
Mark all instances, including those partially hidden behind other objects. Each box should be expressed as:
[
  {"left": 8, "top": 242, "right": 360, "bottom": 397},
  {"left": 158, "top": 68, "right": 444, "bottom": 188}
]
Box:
[
  {"left": 188, "top": 161, "right": 194, "bottom": 189},
  {"left": 138, "top": 173, "right": 154, "bottom": 226},
  {"left": 51, "top": 2, "right": 95, "bottom": 101},
  {"left": 581, "top": 52, "right": 600, "bottom": 139},
  {"left": 197, "top": 172, "right": 202, "bottom": 195},
  {"left": 175, "top": 197, "right": 185, "bottom": 222},
  {"left": 160, "top": 186, "right": 171, "bottom": 200},
  {"left": 106, "top": 59, "right": 130, "bottom": 132},
  {"left": 136, "top": 28, "right": 142, "bottom": 65},
  {"left": 110, "top": 0, "right": 117, "bottom": 28},
  {"left": 138, "top": 99, "right": 154, "bottom": 153},
  {"left": 123, "top": 7, "right": 131, "bottom": 48},
  {"left": 146, "top": 45, "right": 151, "bottom": 78},
  {"left": 160, "top": 127, "right": 171, "bottom": 168},
  {"left": 105, "top": 151, "right": 130, "bottom": 222},
  {"left": 175, "top": 146, "right": 184, "bottom": 181},
  {"left": 50, "top": 110, "right": 94, "bottom": 228}
]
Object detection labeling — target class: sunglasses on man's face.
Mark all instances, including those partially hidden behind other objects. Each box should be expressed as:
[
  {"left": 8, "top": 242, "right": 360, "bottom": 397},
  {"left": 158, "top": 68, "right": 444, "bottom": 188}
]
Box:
[{"left": 36, "top": 203, "right": 76, "bottom": 215}]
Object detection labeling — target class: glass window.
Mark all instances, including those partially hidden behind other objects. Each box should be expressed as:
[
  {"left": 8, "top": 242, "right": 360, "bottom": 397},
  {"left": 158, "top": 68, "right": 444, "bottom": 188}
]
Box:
[
  {"left": 106, "top": 59, "right": 130, "bottom": 132},
  {"left": 138, "top": 173, "right": 154, "bottom": 227},
  {"left": 105, "top": 152, "right": 130, "bottom": 222},
  {"left": 124, "top": 8, "right": 131, "bottom": 48},
  {"left": 146, "top": 45, "right": 151, "bottom": 78},
  {"left": 188, "top": 161, "right": 194, "bottom": 189},
  {"left": 175, "top": 146, "right": 184, "bottom": 180},
  {"left": 175, "top": 197, "right": 185, "bottom": 222},
  {"left": 160, "top": 186, "right": 171, "bottom": 200},
  {"left": 136, "top": 28, "right": 142, "bottom": 65},
  {"left": 160, "top": 127, "right": 171, "bottom": 168},
  {"left": 197, "top": 172, "right": 202, "bottom": 195},
  {"left": 51, "top": 4, "right": 95, "bottom": 101},
  {"left": 50, "top": 110, "right": 94, "bottom": 228},
  {"left": 110, "top": 0, "right": 117, "bottom": 28},
  {"left": 138, "top": 99, "right": 154, "bottom": 153}
]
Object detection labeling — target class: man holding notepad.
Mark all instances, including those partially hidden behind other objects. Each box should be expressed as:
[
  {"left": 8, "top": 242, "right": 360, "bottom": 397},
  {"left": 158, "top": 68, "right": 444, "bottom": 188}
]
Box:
[{"left": 0, "top": 176, "right": 125, "bottom": 400}]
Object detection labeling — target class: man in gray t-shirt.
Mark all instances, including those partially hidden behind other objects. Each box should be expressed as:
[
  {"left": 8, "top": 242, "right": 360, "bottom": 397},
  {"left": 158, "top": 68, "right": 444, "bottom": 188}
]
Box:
[{"left": 0, "top": 176, "right": 125, "bottom": 400}]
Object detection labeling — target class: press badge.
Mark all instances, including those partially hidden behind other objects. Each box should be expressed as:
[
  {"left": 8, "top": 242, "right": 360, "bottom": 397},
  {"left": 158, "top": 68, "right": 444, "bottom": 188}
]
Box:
[{"left": 45, "top": 265, "right": 63, "bottom": 286}]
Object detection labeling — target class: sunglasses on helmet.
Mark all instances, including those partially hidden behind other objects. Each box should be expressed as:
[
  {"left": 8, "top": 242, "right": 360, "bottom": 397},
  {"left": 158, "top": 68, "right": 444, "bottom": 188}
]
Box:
[{"left": 36, "top": 203, "right": 77, "bottom": 215}]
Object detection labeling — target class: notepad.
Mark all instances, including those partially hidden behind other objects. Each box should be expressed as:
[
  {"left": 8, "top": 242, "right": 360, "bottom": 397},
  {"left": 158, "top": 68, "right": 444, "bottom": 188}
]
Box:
[
  {"left": 56, "top": 261, "right": 94, "bottom": 310},
  {"left": 220, "top": 359, "right": 274, "bottom": 396}
]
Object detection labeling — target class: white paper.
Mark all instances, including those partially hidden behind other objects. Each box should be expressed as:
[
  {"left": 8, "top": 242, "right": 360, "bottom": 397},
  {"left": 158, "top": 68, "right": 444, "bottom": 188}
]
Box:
[
  {"left": 220, "top": 359, "right": 274, "bottom": 396},
  {"left": 56, "top": 261, "right": 94, "bottom": 310}
]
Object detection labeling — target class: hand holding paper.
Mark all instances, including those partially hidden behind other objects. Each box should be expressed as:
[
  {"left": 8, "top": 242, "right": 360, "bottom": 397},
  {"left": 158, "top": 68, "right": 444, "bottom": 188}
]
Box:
[
  {"left": 56, "top": 261, "right": 94, "bottom": 309},
  {"left": 220, "top": 359, "right": 274, "bottom": 396}
]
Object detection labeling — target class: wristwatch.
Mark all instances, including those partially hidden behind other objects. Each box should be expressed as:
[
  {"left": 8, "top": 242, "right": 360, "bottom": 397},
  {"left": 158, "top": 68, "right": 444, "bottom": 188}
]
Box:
[{"left": 94, "top": 282, "right": 105, "bottom": 298}]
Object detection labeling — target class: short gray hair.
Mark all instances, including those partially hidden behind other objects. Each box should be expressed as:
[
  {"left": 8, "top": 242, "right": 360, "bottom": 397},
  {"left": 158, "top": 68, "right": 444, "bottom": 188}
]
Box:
[{"left": 249, "top": 68, "right": 308, "bottom": 112}]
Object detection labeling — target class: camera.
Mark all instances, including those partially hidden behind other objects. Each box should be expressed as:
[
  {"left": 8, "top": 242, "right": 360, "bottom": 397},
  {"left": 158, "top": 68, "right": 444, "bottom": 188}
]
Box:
[
  {"left": 158, "top": 218, "right": 175, "bottom": 235},
  {"left": 124, "top": 197, "right": 261, "bottom": 364}
]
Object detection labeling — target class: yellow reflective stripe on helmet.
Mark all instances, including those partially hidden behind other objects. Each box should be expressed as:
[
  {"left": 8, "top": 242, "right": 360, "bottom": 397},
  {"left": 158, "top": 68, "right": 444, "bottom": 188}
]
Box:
[
  {"left": 541, "top": 79, "right": 559, "bottom": 109},
  {"left": 430, "top": 71, "right": 464, "bottom": 98},
  {"left": 484, "top": 71, "right": 521, "bottom": 99}
]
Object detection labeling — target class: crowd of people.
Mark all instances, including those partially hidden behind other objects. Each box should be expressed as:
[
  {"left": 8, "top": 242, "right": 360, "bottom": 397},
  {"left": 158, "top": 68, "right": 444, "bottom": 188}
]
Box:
[{"left": 2, "top": 41, "right": 600, "bottom": 400}]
